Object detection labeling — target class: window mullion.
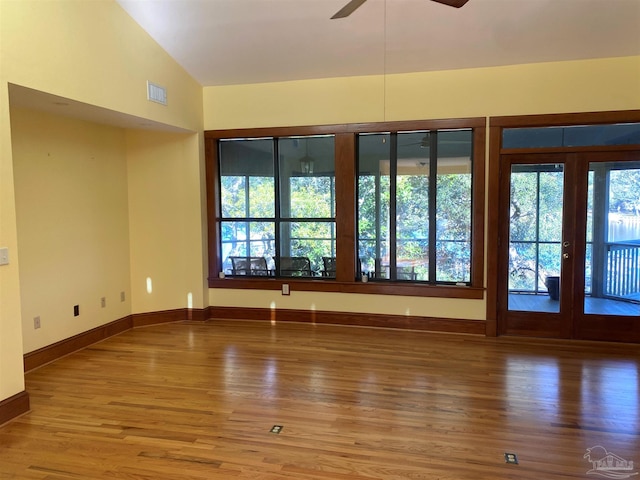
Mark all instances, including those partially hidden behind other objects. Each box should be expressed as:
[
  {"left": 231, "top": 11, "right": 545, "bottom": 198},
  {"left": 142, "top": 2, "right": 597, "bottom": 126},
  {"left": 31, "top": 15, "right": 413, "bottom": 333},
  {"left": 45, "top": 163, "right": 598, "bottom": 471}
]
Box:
[
  {"left": 429, "top": 131, "right": 438, "bottom": 284},
  {"left": 535, "top": 171, "right": 541, "bottom": 293},
  {"left": 273, "top": 138, "right": 281, "bottom": 273},
  {"left": 244, "top": 175, "right": 251, "bottom": 256},
  {"left": 390, "top": 133, "right": 398, "bottom": 280}
]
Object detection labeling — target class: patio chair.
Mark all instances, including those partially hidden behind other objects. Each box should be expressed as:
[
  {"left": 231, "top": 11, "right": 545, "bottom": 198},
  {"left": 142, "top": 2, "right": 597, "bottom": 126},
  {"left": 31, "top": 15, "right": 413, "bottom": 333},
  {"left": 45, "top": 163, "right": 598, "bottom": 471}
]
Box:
[{"left": 229, "top": 256, "right": 271, "bottom": 276}]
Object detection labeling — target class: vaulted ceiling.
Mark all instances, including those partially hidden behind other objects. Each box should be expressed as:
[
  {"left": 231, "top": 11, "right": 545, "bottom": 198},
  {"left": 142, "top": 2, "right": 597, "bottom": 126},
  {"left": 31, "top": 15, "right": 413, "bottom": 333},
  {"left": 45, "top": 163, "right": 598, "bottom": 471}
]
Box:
[{"left": 116, "top": 0, "right": 640, "bottom": 87}]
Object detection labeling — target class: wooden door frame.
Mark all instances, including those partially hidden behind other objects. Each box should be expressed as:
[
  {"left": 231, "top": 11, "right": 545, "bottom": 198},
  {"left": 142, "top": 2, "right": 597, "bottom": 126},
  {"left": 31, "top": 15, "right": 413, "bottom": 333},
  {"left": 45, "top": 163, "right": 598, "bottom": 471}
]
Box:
[
  {"left": 486, "top": 110, "right": 640, "bottom": 339},
  {"left": 496, "top": 152, "right": 578, "bottom": 338}
]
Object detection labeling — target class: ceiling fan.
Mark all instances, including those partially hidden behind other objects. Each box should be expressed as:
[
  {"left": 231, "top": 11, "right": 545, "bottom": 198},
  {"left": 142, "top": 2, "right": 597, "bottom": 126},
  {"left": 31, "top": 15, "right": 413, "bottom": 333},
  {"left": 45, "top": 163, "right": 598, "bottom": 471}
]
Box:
[{"left": 331, "top": 0, "right": 470, "bottom": 19}]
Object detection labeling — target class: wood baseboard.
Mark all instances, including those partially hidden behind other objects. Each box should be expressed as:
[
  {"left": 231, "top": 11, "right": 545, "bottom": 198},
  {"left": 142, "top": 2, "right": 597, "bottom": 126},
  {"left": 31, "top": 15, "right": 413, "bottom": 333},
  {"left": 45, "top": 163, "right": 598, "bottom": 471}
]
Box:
[
  {"left": 206, "top": 306, "right": 485, "bottom": 335},
  {"left": 131, "top": 308, "right": 204, "bottom": 327},
  {"left": 0, "top": 391, "right": 30, "bottom": 426},
  {"left": 24, "top": 316, "right": 133, "bottom": 372},
  {"left": 23, "top": 308, "right": 207, "bottom": 373}
]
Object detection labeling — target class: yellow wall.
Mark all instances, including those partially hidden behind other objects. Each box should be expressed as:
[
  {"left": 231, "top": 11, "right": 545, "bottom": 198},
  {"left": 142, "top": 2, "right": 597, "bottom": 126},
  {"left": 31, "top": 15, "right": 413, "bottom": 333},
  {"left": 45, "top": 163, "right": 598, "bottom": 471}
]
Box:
[
  {"left": 204, "top": 56, "right": 640, "bottom": 129},
  {"left": 209, "top": 289, "right": 485, "bottom": 321},
  {"left": 204, "top": 55, "right": 640, "bottom": 319},
  {"left": 12, "top": 108, "right": 132, "bottom": 353},
  {"left": 126, "top": 130, "right": 206, "bottom": 315},
  {"left": 1, "top": 0, "right": 202, "bottom": 132},
  {"left": 0, "top": 89, "right": 25, "bottom": 400},
  {"left": 385, "top": 56, "right": 640, "bottom": 120},
  {"left": 11, "top": 113, "right": 205, "bottom": 354},
  {"left": 0, "top": 0, "right": 203, "bottom": 402}
]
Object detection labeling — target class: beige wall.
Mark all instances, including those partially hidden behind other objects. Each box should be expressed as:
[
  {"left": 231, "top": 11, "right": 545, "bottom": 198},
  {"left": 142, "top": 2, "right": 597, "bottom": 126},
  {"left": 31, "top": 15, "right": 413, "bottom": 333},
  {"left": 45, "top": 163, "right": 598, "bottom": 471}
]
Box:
[
  {"left": 12, "top": 108, "right": 132, "bottom": 354},
  {"left": 0, "top": 0, "right": 203, "bottom": 402}
]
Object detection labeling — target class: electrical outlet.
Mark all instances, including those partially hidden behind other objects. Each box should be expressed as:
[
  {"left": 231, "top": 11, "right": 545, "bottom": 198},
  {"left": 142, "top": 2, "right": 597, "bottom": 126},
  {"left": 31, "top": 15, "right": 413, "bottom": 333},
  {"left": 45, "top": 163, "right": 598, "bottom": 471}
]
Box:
[
  {"left": 0, "top": 247, "right": 9, "bottom": 266},
  {"left": 74, "top": 305, "right": 80, "bottom": 317},
  {"left": 282, "top": 284, "right": 290, "bottom": 295},
  {"left": 101, "top": 297, "right": 106, "bottom": 308},
  {"left": 34, "top": 316, "right": 41, "bottom": 329}
]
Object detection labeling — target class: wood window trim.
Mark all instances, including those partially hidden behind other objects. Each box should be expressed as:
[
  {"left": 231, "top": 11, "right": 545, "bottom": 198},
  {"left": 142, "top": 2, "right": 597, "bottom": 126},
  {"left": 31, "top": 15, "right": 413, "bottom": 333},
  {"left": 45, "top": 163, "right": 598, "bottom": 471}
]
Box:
[{"left": 205, "top": 118, "right": 486, "bottom": 299}]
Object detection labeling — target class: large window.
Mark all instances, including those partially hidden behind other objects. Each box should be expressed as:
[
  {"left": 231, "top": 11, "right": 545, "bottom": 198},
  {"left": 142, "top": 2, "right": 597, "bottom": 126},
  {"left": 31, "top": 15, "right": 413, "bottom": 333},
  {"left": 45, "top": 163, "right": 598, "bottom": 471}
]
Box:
[
  {"left": 358, "top": 130, "right": 473, "bottom": 284},
  {"left": 206, "top": 119, "right": 485, "bottom": 297},
  {"left": 219, "top": 135, "right": 335, "bottom": 277}
]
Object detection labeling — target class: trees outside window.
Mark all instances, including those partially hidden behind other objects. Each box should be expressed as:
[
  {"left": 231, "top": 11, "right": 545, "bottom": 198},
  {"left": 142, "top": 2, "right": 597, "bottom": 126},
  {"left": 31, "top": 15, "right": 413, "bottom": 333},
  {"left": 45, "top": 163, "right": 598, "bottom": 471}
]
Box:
[
  {"left": 219, "top": 135, "right": 335, "bottom": 276},
  {"left": 207, "top": 118, "right": 485, "bottom": 295},
  {"left": 358, "top": 130, "right": 473, "bottom": 284}
]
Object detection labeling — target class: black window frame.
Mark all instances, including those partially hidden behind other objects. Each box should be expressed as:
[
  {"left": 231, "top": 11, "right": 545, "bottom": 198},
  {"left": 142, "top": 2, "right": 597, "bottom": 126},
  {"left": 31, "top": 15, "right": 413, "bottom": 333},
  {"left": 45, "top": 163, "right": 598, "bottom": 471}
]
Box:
[
  {"left": 356, "top": 129, "right": 475, "bottom": 285},
  {"left": 217, "top": 135, "right": 337, "bottom": 278}
]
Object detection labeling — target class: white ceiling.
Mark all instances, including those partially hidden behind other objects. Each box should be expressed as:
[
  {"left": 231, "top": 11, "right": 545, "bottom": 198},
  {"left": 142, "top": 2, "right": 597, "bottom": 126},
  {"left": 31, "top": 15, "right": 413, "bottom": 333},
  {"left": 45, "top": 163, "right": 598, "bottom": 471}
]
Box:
[{"left": 116, "top": 0, "right": 640, "bottom": 87}]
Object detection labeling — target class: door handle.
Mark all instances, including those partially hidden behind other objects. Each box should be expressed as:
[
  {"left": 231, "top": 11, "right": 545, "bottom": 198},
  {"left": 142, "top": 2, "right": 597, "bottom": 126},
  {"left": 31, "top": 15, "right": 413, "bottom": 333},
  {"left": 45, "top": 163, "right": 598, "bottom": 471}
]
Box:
[
  {"left": 563, "top": 253, "right": 570, "bottom": 259},
  {"left": 563, "top": 241, "right": 570, "bottom": 248}
]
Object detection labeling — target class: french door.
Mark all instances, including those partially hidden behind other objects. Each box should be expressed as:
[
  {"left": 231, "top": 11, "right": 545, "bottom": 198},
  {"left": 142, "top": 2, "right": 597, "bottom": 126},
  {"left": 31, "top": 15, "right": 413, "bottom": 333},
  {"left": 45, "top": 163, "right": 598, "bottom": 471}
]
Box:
[{"left": 498, "top": 150, "right": 640, "bottom": 342}]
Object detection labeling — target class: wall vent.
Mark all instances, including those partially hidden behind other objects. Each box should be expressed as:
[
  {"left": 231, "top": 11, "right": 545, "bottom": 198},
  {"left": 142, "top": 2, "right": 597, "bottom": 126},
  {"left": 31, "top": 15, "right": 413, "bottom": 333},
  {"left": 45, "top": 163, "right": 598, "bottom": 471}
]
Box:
[{"left": 147, "top": 81, "right": 167, "bottom": 106}]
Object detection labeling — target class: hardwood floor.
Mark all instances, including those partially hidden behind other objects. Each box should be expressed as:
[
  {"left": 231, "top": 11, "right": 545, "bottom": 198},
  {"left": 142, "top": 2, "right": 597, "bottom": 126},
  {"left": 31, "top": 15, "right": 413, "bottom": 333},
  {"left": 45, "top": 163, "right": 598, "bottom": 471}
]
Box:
[{"left": 1, "top": 320, "right": 639, "bottom": 479}]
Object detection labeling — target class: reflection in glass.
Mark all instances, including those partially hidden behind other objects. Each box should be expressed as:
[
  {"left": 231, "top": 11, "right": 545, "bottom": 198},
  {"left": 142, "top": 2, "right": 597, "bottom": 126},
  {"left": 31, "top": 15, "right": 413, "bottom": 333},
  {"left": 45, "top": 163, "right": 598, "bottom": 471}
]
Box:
[
  {"left": 278, "top": 136, "right": 335, "bottom": 219},
  {"left": 220, "top": 138, "right": 275, "bottom": 218}
]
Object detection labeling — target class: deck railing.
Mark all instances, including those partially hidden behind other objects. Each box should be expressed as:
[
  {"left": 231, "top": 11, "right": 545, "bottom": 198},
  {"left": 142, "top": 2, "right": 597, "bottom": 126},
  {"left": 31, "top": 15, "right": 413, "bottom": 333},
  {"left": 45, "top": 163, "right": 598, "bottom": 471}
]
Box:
[{"left": 606, "top": 242, "right": 640, "bottom": 300}]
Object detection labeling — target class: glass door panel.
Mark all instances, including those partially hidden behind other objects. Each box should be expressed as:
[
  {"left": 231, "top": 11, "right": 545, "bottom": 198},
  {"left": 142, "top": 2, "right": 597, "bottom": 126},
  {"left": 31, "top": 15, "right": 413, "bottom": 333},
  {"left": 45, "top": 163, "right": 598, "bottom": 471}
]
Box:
[
  {"left": 584, "top": 161, "right": 640, "bottom": 316},
  {"left": 508, "top": 164, "right": 565, "bottom": 314},
  {"left": 500, "top": 149, "right": 640, "bottom": 342}
]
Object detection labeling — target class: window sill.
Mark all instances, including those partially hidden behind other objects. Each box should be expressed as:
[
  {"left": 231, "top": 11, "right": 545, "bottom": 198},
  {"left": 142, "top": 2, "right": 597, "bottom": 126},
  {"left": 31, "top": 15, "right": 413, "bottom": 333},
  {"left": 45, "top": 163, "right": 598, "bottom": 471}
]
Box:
[{"left": 208, "top": 277, "right": 484, "bottom": 299}]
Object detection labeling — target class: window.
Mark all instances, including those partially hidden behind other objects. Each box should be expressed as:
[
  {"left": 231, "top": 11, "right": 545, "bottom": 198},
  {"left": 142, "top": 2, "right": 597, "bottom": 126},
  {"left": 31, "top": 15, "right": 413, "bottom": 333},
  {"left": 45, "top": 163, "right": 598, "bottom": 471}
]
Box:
[
  {"left": 206, "top": 119, "right": 485, "bottom": 297},
  {"left": 508, "top": 164, "right": 564, "bottom": 295},
  {"left": 502, "top": 123, "right": 640, "bottom": 149},
  {"left": 358, "top": 130, "right": 473, "bottom": 284},
  {"left": 218, "top": 135, "right": 335, "bottom": 277}
]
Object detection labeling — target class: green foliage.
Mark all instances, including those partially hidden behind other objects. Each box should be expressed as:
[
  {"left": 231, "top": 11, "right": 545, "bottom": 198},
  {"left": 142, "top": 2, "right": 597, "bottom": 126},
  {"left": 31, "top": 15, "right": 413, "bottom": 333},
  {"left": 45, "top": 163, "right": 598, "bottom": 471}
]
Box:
[
  {"left": 610, "top": 169, "right": 640, "bottom": 214},
  {"left": 509, "top": 170, "right": 564, "bottom": 291},
  {"left": 220, "top": 173, "right": 335, "bottom": 272},
  {"left": 358, "top": 171, "right": 472, "bottom": 282}
]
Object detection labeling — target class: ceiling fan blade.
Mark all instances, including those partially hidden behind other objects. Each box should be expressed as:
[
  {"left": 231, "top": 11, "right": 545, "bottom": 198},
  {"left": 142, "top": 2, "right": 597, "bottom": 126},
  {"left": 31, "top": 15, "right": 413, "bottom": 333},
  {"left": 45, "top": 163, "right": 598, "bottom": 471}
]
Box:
[
  {"left": 331, "top": 0, "right": 368, "bottom": 19},
  {"left": 430, "top": 0, "right": 470, "bottom": 7}
]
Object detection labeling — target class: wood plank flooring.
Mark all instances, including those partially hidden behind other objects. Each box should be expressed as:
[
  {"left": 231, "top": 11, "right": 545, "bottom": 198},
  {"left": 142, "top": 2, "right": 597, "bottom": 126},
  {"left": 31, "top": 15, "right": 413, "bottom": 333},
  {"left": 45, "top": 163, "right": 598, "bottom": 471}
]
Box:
[{"left": 1, "top": 320, "right": 639, "bottom": 479}]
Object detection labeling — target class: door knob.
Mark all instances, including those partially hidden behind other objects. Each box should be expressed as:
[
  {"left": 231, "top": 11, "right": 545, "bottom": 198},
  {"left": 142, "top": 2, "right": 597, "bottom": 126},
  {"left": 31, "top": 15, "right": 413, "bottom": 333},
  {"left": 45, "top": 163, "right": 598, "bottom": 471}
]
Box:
[
  {"left": 563, "top": 241, "right": 570, "bottom": 248},
  {"left": 563, "top": 253, "right": 570, "bottom": 259}
]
